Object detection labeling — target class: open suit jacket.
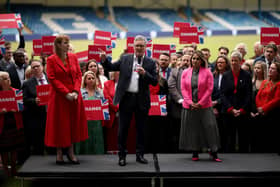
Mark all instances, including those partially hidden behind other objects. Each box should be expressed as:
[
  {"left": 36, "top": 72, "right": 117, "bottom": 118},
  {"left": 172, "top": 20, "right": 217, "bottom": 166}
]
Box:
[
  {"left": 102, "top": 54, "right": 158, "bottom": 111},
  {"left": 7, "top": 63, "right": 27, "bottom": 89}
]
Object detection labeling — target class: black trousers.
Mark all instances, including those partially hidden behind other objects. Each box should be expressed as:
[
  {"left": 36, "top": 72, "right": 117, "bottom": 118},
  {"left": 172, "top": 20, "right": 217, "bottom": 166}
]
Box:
[
  {"left": 223, "top": 114, "right": 250, "bottom": 153},
  {"left": 118, "top": 92, "right": 148, "bottom": 157}
]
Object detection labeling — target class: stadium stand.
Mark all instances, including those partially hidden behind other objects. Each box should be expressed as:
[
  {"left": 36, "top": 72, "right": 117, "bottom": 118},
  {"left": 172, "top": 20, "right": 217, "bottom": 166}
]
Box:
[
  {"left": 11, "top": 4, "right": 120, "bottom": 34},
  {"left": 199, "top": 9, "right": 270, "bottom": 30},
  {"left": 251, "top": 11, "right": 280, "bottom": 27}
]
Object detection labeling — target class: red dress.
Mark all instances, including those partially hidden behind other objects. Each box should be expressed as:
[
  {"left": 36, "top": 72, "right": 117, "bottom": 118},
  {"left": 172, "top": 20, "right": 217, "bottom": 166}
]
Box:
[{"left": 45, "top": 53, "right": 88, "bottom": 148}]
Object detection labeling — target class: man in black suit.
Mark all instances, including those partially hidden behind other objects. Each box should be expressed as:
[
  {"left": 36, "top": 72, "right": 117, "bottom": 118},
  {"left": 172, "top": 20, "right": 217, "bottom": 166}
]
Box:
[
  {"left": 7, "top": 49, "right": 27, "bottom": 89},
  {"left": 101, "top": 35, "right": 158, "bottom": 166},
  {"left": 22, "top": 60, "right": 48, "bottom": 155}
]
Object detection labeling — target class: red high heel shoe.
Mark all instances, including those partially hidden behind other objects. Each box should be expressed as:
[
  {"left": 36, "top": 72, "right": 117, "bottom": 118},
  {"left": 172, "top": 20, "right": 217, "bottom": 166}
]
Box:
[
  {"left": 209, "top": 152, "right": 222, "bottom": 162},
  {"left": 192, "top": 152, "right": 199, "bottom": 161},
  {"left": 192, "top": 157, "right": 199, "bottom": 161}
]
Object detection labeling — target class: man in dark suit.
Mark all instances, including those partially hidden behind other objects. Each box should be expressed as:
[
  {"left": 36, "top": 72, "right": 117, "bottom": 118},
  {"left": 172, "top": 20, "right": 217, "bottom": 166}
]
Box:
[
  {"left": 7, "top": 49, "right": 27, "bottom": 89},
  {"left": 22, "top": 60, "right": 48, "bottom": 156},
  {"left": 101, "top": 35, "right": 158, "bottom": 166}
]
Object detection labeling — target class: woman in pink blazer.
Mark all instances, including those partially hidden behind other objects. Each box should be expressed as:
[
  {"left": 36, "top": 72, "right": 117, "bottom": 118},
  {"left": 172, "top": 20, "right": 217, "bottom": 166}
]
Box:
[{"left": 180, "top": 50, "right": 221, "bottom": 162}]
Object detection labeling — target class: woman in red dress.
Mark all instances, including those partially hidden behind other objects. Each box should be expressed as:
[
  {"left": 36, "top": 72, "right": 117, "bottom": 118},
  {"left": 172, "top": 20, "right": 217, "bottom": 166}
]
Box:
[{"left": 45, "top": 35, "right": 88, "bottom": 164}]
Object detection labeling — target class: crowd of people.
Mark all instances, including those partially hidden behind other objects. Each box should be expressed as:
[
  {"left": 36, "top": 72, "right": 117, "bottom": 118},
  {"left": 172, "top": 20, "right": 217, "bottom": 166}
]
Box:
[{"left": 0, "top": 31, "right": 280, "bottom": 176}]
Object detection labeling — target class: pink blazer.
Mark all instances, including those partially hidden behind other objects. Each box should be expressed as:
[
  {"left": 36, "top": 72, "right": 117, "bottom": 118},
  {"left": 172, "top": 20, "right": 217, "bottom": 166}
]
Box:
[{"left": 181, "top": 67, "right": 213, "bottom": 109}]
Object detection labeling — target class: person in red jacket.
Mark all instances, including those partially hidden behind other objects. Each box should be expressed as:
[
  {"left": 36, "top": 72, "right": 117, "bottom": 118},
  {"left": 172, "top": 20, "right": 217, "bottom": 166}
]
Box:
[
  {"left": 255, "top": 62, "right": 280, "bottom": 153},
  {"left": 45, "top": 35, "right": 88, "bottom": 165}
]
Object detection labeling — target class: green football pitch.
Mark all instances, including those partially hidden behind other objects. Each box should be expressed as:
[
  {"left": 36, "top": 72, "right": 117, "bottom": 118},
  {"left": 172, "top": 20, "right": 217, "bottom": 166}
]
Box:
[{"left": 12, "top": 34, "right": 259, "bottom": 63}]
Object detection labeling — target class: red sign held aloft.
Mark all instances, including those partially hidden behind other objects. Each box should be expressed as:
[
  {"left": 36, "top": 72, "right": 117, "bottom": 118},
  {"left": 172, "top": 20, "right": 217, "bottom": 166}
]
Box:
[
  {"left": 33, "top": 39, "right": 42, "bottom": 56},
  {"left": 76, "top": 50, "right": 88, "bottom": 63},
  {"left": 94, "top": 30, "right": 112, "bottom": 46},
  {"left": 152, "top": 44, "right": 176, "bottom": 59},
  {"left": 0, "top": 13, "right": 23, "bottom": 29},
  {"left": 42, "top": 36, "right": 56, "bottom": 55},
  {"left": 260, "top": 27, "right": 280, "bottom": 45},
  {"left": 179, "top": 26, "right": 200, "bottom": 44},
  {"left": 173, "top": 22, "right": 191, "bottom": 38}
]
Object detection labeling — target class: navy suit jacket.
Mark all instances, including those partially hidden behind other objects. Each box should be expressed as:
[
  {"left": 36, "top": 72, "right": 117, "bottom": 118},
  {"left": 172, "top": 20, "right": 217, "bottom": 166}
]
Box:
[
  {"left": 102, "top": 54, "right": 158, "bottom": 111},
  {"left": 220, "top": 69, "right": 252, "bottom": 114},
  {"left": 22, "top": 76, "right": 48, "bottom": 129}
]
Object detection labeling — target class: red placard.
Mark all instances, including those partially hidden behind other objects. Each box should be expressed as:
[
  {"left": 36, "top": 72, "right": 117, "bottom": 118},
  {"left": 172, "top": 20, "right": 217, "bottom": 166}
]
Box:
[
  {"left": 126, "top": 37, "right": 135, "bottom": 54},
  {"left": 179, "top": 27, "right": 199, "bottom": 44},
  {"left": 0, "top": 13, "right": 23, "bottom": 29},
  {"left": 94, "top": 30, "right": 112, "bottom": 46},
  {"left": 33, "top": 39, "right": 42, "bottom": 56},
  {"left": 173, "top": 22, "right": 191, "bottom": 38},
  {"left": 83, "top": 99, "right": 109, "bottom": 120},
  {"left": 152, "top": 44, "right": 176, "bottom": 59},
  {"left": 36, "top": 84, "right": 50, "bottom": 106},
  {"left": 148, "top": 95, "right": 167, "bottom": 116},
  {"left": 76, "top": 50, "right": 88, "bottom": 63},
  {"left": 88, "top": 45, "right": 106, "bottom": 62},
  {"left": 0, "top": 90, "right": 18, "bottom": 112},
  {"left": 42, "top": 36, "right": 56, "bottom": 55},
  {"left": 260, "top": 27, "right": 280, "bottom": 45}
]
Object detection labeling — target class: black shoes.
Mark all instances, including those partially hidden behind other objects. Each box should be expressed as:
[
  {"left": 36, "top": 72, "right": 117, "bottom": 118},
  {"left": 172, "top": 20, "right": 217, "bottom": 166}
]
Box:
[
  {"left": 66, "top": 154, "right": 80, "bottom": 165},
  {"left": 118, "top": 157, "right": 126, "bottom": 166},
  {"left": 118, "top": 155, "right": 148, "bottom": 166},
  {"left": 56, "top": 159, "right": 66, "bottom": 165},
  {"left": 136, "top": 155, "right": 148, "bottom": 164}
]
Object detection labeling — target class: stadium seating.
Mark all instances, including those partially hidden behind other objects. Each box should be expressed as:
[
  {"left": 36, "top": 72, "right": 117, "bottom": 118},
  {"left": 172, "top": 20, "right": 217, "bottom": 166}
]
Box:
[
  {"left": 11, "top": 4, "right": 120, "bottom": 34},
  {"left": 251, "top": 11, "right": 280, "bottom": 27},
  {"left": 114, "top": 7, "right": 162, "bottom": 32},
  {"left": 3, "top": 4, "right": 274, "bottom": 36},
  {"left": 199, "top": 9, "right": 270, "bottom": 29}
]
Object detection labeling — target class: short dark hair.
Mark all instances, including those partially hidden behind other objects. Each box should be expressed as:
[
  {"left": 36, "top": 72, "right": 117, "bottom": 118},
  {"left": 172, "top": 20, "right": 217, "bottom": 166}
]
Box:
[
  {"left": 265, "top": 44, "right": 278, "bottom": 53},
  {"left": 218, "top": 46, "right": 229, "bottom": 54},
  {"left": 160, "top": 53, "right": 170, "bottom": 58}
]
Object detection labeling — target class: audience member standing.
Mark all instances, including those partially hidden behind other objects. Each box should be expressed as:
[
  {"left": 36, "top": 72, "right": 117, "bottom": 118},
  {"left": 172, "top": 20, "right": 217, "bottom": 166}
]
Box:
[
  {"left": 22, "top": 60, "right": 48, "bottom": 156},
  {"left": 180, "top": 51, "right": 221, "bottom": 161},
  {"left": 45, "top": 35, "right": 88, "bottom": 165},
  {"left": 75, "top": 71, "right": 104, "bottom": 154},
  {"left": 145, "top": 59, "right": 169, "bottom": 153},
  {"left": 212, "top": 56, "right": 231, "bottom": 152},
  {"left": 221, "top": 51, "right": 252, "bottom": 153},
  {"left": 255, "top": 62, "right": 280, "bottom": 153},
  {"left": 0, "top": 71, "right": 25, "bottom": 176},
  {"left": 7, "top": 49, "right": 27, "bottom": 89},
  {"left": 158, "top": 53, "right": 171, "bottom": 80},
  {"left": 250, "top": 61, "right": 267, "bottom": 152},
  {"left": 167, "top": 54, "right": 190, "bottom": 153}
]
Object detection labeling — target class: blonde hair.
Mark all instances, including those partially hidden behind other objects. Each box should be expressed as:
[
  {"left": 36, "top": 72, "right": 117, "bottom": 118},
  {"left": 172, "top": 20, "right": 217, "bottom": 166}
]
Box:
[
  {"left": 25, "top": 65, "right": 32, "bottom": 80},
  {"left": 81, "top": 71, "right": 97, "bottom": 89},
  {"left": 252, "top": 61, "right": 267, "bottom": 82},
  {"left": 0, "top": 71, "right": 10, "bottom": 90}
]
